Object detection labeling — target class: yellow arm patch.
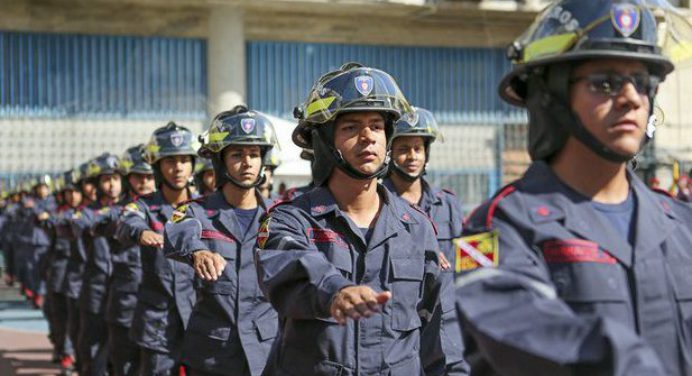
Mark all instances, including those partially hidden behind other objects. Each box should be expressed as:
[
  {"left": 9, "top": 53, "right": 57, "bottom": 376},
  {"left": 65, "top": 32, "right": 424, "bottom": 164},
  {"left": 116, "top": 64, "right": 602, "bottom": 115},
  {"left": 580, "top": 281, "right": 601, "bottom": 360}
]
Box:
[
  {"left": 171, "top": 204, "right": 188, "bottom": 223},
  {"left": 257, "top": 217, "right": 271, "bottom": 249},
  {"left": 454, "top": 230, "right": 499, "bottom": 273}
]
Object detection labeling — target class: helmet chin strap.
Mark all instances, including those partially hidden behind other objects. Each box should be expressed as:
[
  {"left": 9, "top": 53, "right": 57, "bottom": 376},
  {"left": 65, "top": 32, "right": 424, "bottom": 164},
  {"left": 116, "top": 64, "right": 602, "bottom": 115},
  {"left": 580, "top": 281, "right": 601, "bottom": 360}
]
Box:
[
  {"left": 223, "top": 167, "right": 266, "bottom": 190},
  {"left": 391, "top": 161, "right": 425, "bottom": 182},
  {"left": 332, "top": 147, "right": 390, "bottom": 181}
]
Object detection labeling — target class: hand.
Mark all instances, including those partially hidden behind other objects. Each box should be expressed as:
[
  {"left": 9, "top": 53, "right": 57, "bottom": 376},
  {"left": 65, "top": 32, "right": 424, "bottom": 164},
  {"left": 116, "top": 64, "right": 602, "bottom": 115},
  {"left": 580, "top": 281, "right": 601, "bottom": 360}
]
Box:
[
  {"left": 192, "top": 250, "right": 227, "bottom": 281},
  {"left": 139, "top": 230, "right": 163, "bottom": 248},
  {"left": 330, "top": 286, "right": 391, "bottom": 325},
  {"left": 24, "top": 199, "right": 35, "bottom": 208},
  {"left": 439, "top": 252, "right": 451, "bottom": 270},
  {"left": 37, "top": 212, "right": 50, "bottom": 221}
]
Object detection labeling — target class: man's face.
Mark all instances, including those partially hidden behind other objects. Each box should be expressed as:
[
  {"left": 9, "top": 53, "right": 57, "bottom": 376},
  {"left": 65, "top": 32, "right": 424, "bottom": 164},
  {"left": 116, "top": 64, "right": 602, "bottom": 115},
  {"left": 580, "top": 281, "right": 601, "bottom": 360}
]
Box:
[
  {"left": 159, "top": 155, "right": 193, "bottom": 190},
  {"left": 64, "top": 188, "right": 82, "bottom": 208},
  {"left": 391, "top": 136, "right": 426, "bottom": 177},
  {"left": 202, "top": 170, "right": 216, "bottom": 192},
  {"left": 222, "top": 145, "right": 262, "bottom": 187},
  {"left": 569, "top": 59, "right": 652, "bottom": 158},
  {"left": 128, "top": 173, "right": 155, "bottom": 196},
  {"left": 98, "top": 174, "right": 122, "bottom": 200},
  {"left": 81, "top": 181, "right": 97, "bottom": 202},
  {"left": 333, "top": 112, "right": 388, "bottom": 176},
  {"left": 35, "top": 184, "right": 50, "bottom": 199}
]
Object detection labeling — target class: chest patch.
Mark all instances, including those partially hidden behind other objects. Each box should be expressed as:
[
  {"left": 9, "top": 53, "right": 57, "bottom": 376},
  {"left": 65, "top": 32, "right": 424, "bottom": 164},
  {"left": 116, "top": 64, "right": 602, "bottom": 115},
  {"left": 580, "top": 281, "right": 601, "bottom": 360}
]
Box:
[
  {"left": 306, "top": 228, "right": 347, "bottom": 248},
  {"left": 542, "top": 239, "right": 616, "bottom": 265}
]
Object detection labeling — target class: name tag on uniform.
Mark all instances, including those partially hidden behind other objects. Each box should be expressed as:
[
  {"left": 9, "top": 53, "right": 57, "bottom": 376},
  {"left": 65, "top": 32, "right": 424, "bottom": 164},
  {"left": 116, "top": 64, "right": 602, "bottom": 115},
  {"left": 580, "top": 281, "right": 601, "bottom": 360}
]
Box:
[
  {"left": 542, "top": 239, "right": 616, "bottom": 264},
  {"left": 306, "top": 228, "right": 347, "bottom": 248}
]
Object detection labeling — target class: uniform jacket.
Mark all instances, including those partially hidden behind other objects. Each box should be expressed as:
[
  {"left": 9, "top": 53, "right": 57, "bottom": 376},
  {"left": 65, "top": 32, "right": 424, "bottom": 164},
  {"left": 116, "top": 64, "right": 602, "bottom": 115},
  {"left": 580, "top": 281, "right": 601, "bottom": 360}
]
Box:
[
  {"left": 105, "top": 196, "right": 143, "bottom": 327},
  {"left": 63, "top": 204, "right": 88, "bottom": 299},
  {"left": 456, "top": 161, "right": 692, "bottom": 376},
  {"left": 382, "top": 177, "right": 469, "bottom": 376},
  {"left": 255, "top": 185, "right": 445, "bottom": 376},
  {"left": 164, "top": 190, "right": 277, "bottom": 375},
  {"left": 45, "top": 205, "right": 76, "bottom": 294},
  {"left": 116, "top": 191, "right": 196, "bottom": 353},
  {"left": 75, "top": 200, "right": 120, "bottom": 314}
]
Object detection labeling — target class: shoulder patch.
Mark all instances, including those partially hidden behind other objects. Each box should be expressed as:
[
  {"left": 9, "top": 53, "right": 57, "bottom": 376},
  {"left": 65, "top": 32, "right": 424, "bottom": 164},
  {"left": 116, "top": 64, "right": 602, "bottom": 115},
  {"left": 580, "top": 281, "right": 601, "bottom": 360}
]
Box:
[
  {"left": 454, "top": 230, "right": 499, "bottom": 273},
  {"left": 171, "top": 204, "right": 188, "bottom": 223},
  {"left": 124, "top": 202, "right": 140, "bottom": 213},
  {"left": 257, "top": 216, "right": 271, "bottom": 249}
]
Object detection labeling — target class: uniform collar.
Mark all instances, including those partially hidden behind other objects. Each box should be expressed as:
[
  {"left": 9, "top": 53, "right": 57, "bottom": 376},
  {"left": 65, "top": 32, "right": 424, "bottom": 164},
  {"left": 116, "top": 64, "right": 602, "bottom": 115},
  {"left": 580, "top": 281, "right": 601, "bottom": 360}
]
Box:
[
  {"left": 212, "top": 189, "right": 267, "bottom": 242},
  {"left": 381, "top": 176, "right": 441, "bottom": 210},
  {"left": 521, "top": 161, "right": 679, "bottom": 267}
]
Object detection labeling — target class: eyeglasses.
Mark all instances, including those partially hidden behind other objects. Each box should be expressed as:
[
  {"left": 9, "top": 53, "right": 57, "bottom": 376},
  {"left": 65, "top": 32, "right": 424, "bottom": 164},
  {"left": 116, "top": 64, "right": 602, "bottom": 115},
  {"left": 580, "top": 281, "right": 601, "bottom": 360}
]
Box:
[{"left": 569, "top": 73, "right": 660, "bottom": 97}]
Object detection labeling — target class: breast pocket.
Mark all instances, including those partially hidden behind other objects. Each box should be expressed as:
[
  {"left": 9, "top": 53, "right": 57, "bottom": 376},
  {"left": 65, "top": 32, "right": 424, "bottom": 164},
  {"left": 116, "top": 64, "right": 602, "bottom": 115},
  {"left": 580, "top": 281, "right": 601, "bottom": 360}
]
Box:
[
  {"left": 389, "top": 257, "right": 424, "bottom": 331},
  {"left": 201, "top": 231, "right": 237, "bottom": 260},
  {"left": 549, "top": 262, "right": 630, "bottom": 320}
]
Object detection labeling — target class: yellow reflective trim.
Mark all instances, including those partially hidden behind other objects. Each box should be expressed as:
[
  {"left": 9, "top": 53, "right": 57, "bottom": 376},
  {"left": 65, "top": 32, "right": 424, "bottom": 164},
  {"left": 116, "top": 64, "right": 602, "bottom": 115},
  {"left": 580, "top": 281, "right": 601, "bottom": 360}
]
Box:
[
  {"left": 305, "top": 97, "right": 336, "bottom": 118},
  {"left": 523, "top": 33, "right": 578, "bottom": 63},
  {"left": 208, "top": 131, "right": 229, "bottom": 143},
  {"left": 120, "top": 160, "right": 134, "bottom": 169},
  {"left": 146, "top": 144, "right": 160, "bottom": 153},
  {"left": 668, "top": 41, "right": 692, "bottom": 63}
]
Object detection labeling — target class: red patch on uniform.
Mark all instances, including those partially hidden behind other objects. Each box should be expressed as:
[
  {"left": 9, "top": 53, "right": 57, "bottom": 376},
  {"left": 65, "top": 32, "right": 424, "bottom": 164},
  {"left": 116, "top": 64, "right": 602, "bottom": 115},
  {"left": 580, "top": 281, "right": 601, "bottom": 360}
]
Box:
[
  {"left": 201, "top": 229, "right": 235, "bottom": 243},
  {"left": 402, "top": 213, "right": 410, "bottom": 221},
  {"left": 306, "top": 228, "right": 347, "bottom": 247},
  {"left": 536, "top": 206, "right": 550, "bottom": 216},
  {"left": 151, "top": 221, "right": 164, "bottom": 232},
  {"left": 542, "top": 239, "right": 616, "bottom": 264},
  {"left": 313, "top": 205, "right": 327, "bottom": 213}
]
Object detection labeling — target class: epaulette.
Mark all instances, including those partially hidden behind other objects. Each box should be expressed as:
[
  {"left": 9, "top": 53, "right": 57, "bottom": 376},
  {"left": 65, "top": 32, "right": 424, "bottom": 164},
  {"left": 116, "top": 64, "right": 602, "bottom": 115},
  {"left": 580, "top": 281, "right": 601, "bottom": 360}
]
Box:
[
  {"left": 650, "top": 187, "right": 673, "bottom": 198},
  {"left": 464, "top": 182, "right": 518, "bottom": 229},
  {"left": 409, "top": 203, "right": 438, "bottom": 236},
  {"left": 282, "top": 188, "right": 298, "bottom": 201},
  {"left": 175, "top": 196, "right": 206, "bottom": 210},
  {"left": 440, "top": 188, "right": 457, "bottom": 197}
]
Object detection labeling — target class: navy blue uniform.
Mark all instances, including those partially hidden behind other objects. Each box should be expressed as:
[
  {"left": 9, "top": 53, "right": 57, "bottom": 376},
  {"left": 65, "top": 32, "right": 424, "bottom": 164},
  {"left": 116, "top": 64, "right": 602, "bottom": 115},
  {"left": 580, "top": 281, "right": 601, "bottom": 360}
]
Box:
[
  {"left": 74, "top": 201, "right": 120, "bottom": 376},
  {"left": 163, "top": 190, "right": 277, "bottom": 376},
  {"left": 456, "top": 161, "right": 692, "bottom": 376},
  {"left": 255, "top": 185, "right": 446, "bottom": 376},
  {"left": 1, "top": 203, "right": 20, "bottom": 282},
  {"left": 44, "top": 205, "right": 77, "bottom": 359},
  {"left": 116, "top": 192, "right": 196, "bottom": 375},
  {"left": 382, "top": 178, "right": 468, "bottom": 376},
  {"left": 103, "top": 198, "right": 143, "bottom": 376},
  {"left": 63, "top": 204, "right": 88, "bottom": 367}
]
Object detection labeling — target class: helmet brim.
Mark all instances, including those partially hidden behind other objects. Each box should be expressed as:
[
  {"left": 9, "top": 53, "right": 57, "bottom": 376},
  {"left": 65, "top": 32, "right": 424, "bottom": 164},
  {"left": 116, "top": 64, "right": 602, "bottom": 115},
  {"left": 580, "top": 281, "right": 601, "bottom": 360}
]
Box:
[{"left": 499, "top": 51, "right": 674, "bottom": 107}]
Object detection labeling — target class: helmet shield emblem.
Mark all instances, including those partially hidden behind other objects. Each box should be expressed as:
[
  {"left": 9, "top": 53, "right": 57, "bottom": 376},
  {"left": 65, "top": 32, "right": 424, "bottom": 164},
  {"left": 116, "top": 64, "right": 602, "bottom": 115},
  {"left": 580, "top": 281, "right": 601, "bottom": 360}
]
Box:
[
  {"left": 241, "top": 118, "right": 256, "bottom": 134},
  {"left": 611, "top": 4, "right": 641, "bottom": 38},
  {"left": 170, "top": 132, "right": 184, "bottom": 147},
  {"left": 354, "top": 75, "right": 374, "bottom": 96}
]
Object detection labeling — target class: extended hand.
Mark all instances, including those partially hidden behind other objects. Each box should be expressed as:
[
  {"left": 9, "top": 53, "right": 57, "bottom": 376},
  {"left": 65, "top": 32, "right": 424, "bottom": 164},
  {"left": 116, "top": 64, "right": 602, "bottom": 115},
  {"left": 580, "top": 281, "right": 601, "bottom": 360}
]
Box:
[
  {"left": 139, "top": 230, "right": 163, "bottom": 248},
  {"left": 330, "top": 286, "right": 391, "bottom": 325},
  {"left": 192, "top": 250, "right": 227, "bottom": 281}
]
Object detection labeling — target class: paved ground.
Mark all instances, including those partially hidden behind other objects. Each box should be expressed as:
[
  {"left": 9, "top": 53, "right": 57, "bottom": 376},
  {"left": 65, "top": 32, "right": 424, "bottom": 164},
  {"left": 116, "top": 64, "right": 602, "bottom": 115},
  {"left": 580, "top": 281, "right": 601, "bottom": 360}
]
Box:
[{"left": 0, "top": 283, "right": 64, "bottom": 376}]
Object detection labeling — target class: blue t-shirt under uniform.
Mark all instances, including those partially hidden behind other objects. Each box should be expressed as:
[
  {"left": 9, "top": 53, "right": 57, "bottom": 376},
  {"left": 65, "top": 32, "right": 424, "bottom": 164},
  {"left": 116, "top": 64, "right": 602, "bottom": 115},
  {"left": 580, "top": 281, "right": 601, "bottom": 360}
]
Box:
[
  {"left": 591, "top": 190, "right": 637, "bottom": 246},
  {"left": 234, "top": 207, "right": 259, "bottom": 236}
]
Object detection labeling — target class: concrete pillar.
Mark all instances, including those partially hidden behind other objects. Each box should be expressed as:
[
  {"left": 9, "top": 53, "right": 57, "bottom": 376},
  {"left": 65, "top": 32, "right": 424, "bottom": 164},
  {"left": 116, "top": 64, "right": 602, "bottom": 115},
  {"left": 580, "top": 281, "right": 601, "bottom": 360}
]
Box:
[{"left": 207, "top": 6, "right": 246, "bottom": 120}]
